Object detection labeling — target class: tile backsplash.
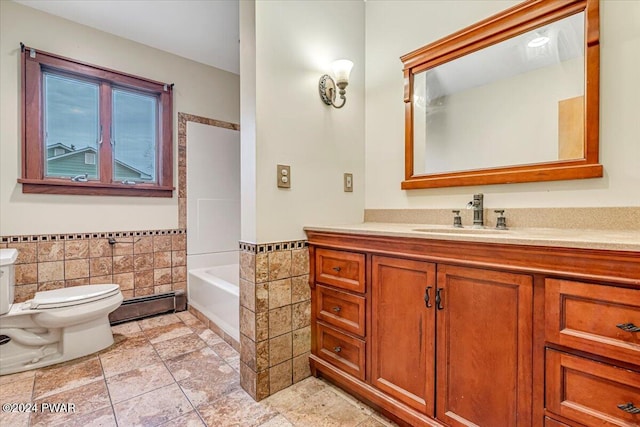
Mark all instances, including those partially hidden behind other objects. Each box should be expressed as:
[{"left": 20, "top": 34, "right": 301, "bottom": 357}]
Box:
[{"left": 1, "top": 229, "right": 186, "bottom": 302}]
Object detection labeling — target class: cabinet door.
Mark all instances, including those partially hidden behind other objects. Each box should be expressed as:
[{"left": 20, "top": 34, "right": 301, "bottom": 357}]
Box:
[
  {"left": 436, "top": 265, "right": 533, "bottom": 427},
  {"left": 371, "top": 255, "right": 436, "bottom": 415}
]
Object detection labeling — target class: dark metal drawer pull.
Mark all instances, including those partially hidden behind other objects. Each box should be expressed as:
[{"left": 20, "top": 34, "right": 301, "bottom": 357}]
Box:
[
  {"left": 333, "top": 346, "right": 342, "bottom": 353},
  {"left": 435, "top": 288, "right": 444, "bottom": 310},
  {"left": 332, "top": 306, "right": 342, "bottom": 313},
  {"left": 424, "top": 286, "right": 432, "bottom": 308},
  {"left": 616, "top": 323, "right": 640, "bottom": 332},
  {"left": 617, "top": 403, "right": 640, "bottom": 414},
  {"left": 332, "top": 266, "right": 342, "bottom": 272}
]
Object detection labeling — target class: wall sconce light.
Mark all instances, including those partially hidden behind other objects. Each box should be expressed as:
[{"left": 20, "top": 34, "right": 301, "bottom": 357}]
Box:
[{"left": 319, "top": 59, "right": 354, "bottom": 109}]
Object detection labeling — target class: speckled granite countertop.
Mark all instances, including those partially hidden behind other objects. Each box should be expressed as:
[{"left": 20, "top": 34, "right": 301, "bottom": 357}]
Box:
[{"left": 304, "top": 223, "right": 640, "bottom": 252}]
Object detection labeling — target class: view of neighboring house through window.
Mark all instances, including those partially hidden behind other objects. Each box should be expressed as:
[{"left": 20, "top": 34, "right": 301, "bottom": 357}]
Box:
[
  {"left": 20, "top": 45, "right": 173, "bottom": 197},
  {"left": 112, "top": 89, "right": 157, "bottom": 183},
  {"left": 44, "top": 72, "right": 99, "bottom": 179}
]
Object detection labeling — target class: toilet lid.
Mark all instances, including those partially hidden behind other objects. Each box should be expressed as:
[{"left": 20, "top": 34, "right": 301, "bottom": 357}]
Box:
[{"left": 29, "top": 284, "right": 121, "bottom": 309}]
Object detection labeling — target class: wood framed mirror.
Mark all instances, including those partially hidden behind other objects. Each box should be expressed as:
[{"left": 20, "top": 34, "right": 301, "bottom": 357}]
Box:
[{"left": 401, "top": 0, "right": 602, "bottom": 189}]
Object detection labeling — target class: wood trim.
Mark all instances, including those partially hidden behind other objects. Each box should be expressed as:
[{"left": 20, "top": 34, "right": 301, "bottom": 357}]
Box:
[
  {"left": 305, "top": 231, "right": 640, "bottom": 287},
  {"left": 19, "top": 179, "right": 173, "bottom": 197},
  {"left": 402, "top": 164, "right": 603, "bottom": 189},
  {"left": 401, "top": 0, "right": 602, "bottom": 189},
  {"left": 20, "top": 45, "right": 174, "bottom": 197}
]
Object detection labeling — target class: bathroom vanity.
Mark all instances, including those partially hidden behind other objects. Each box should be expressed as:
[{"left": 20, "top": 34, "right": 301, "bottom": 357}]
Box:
[{"left": 304, "top": 224, "right": 640, "bottom": 427}]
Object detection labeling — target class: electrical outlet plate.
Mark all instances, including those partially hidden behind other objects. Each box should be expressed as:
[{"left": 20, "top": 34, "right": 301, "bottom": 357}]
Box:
[
  {"left": 277, "top": 164, "right": 291, "bottom": 188},
  {"left": 344, "top": 173, "right": 353, "bottom": 192}
]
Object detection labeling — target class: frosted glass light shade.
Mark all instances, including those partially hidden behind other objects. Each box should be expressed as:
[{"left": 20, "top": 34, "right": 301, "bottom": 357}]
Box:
[{"left": 332, "top": 60, "right": 354, "bottom": 85}]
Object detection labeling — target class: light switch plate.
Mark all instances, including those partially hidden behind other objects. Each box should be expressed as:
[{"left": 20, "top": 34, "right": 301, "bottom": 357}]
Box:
[
  {"left": 344, "top": 173, "right": 353, "bottom": 192},
  {"left": 277, "top": 164, "right": 291, "bottom": 188}
]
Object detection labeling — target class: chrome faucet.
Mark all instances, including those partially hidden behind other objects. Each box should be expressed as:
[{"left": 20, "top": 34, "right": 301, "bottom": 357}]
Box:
[{"left": 466, "top": 193, "right": 484, "bottom": 228}]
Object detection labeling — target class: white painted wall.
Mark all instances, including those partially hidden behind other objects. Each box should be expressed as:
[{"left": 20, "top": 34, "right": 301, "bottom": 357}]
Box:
[
  {"left": 186, "top": 122, "right": 240, "bottom": 256},
  {"left": 0, "top": 1, "right": 239, "bottom": 235},
  {"left": 243, "top": 0, "right": 366, "bottom": 243},
  {"left": 365, "top": 0, "right": 640, "bottom": 209}
]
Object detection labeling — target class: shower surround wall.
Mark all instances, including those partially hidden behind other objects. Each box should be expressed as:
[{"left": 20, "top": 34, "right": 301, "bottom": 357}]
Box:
[
  {"left": 0, "top": 230, "right": 186, "bottom": 302},
  {"left": 238, "top": 241, "right": 311, "bottom": 400}
]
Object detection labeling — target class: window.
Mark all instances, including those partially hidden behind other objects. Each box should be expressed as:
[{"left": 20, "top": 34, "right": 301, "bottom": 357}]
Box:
[{"left": 20, "top": 45, "right": 173, "bottom": 197}]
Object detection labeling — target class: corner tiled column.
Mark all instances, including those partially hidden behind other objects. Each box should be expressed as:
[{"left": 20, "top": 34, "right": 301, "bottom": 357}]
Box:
[{"left": 238, "top": 240, "right": 310, "bottom": 401}]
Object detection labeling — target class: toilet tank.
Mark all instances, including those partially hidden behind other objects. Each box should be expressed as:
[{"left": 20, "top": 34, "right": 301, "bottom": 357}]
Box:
[{"left": 0, "top": 249, "right": 18, "bottom": 315}]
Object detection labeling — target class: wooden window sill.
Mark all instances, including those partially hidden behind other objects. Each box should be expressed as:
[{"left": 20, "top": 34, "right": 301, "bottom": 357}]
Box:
[{"left": 18, "top": 179, "right": 174, "bottom": 197}]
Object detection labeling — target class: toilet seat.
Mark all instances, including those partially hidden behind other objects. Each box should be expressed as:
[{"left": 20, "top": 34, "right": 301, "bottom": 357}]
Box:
[{"left": 27, "top": 284, "right": 121, "bottom": 310}]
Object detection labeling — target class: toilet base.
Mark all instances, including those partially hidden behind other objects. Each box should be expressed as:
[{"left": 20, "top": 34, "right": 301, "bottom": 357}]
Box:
[{"left": 0, "top": 316, "right": 115, "bottom": 376}]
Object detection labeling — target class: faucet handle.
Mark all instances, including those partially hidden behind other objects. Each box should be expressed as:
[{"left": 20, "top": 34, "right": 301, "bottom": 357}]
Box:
[
  {"left": 494, "top": 210, "right": 507, "bottom": 230},
  {"left": 452, "top": 210, "right": 463, "bottom": 228}
]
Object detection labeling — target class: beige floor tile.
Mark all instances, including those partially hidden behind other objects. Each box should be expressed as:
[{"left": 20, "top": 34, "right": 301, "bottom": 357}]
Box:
[
  {"left": 143, "top": 322, "right": 194, "bottom": 344},
  {"left": 0, "top": 409, "right": 31, "bottom": 427},
  {"left": 157, "top": 410, "right": 206, "bottom": 427},
  {"left": 178, "top": 365, "right": 240, "bottom": 409},
  {"left": 153, "top": 333, "right": 207, "bottom": 360},
  {"left": 33, "top": 356, "right": 103, "bottom": 400},
  {"left": 138, "top": 313, "right": 182, "bottom": 330},
  {"left": 103, "top": 331, "right": 148, "bottom": 355},
  {"left": 165, "top": 347, "right": 225, "bottom": 382},
  {"left": 197, "top": 388, "right": 278, "bottom": 427},
  {"left": 211, "top": 340, "right": 239, "bottom": 360},
  {"left": 0, "top": 373, "right": 34, "bottom": 401},
  {"left": 277, "top": 388, "right": 370, "bottom": 427},
  {"left": 0, "top": 369, "right": 36, "bottom": 386},
  {"left": 99, "top": 344, "right": 162, "bottom": 378},
  {"left": 106, "top": 362, "right": 175, "bottom": 403},
  {"left": 175, "top": 311, "right": 200, "bottom": 325},
  {"left": 31, "top": 380, "right": 111, "bottom": 427},
  {"left": 263, "top": 377, "right": 328, "bottom": 413},
  {"left": 110, "top": 321, "right": 142, "bottom": 336},
  {"left": 198, "top": 328, "right": 225, "bottom": 347},
  {"left": 258, "top": 414, "right": 294, "bottom": 426},
  {"left": 226, "top": 355, "right": 241, "bottom": 372},
  {"left": 113, "top": 383, "right": 193, "bottom": 426}
]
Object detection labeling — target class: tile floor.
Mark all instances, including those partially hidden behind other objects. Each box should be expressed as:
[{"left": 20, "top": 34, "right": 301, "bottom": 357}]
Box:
[{"left": 0, "top": 311, "right": 397, "bottom": 427}]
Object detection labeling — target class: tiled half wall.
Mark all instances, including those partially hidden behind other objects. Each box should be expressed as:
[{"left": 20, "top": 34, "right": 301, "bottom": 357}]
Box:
[
  {"left": 0, "top": 229, "right": 186, "bottom": 302},
  {"left": 238, "top": 240, "right": 311, "bottom": 400}
]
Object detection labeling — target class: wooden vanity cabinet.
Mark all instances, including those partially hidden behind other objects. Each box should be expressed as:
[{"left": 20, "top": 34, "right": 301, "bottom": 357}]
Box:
[
  {"left": 371, "top": 256, "right": 436, "bottom": 415},
  {"left": 306, "top": 230, "right": 640, "bottom": 427},
  {"left": 435, "top": 265, "right": 533, "bottom": 427}
]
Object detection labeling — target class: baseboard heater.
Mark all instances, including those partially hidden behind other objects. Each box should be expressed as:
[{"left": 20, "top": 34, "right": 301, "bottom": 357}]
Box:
[{"left": 109, "top": 290, "right": 187, "bottom": 325}]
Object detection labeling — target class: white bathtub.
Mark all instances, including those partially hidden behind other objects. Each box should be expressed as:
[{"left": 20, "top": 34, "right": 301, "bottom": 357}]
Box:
[{"left": 187, "top": 263, "right": 239, "bottom": 342}]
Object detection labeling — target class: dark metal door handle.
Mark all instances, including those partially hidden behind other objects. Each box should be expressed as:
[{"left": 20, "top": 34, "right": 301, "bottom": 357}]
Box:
[
  {"left": 617, "top": 402, "right": 640, "bottom": 414},
  {"left": 333, "top": 346, "right": 342, "bottom": 353},
  {"left": 332, "top": 306, "right": 341, "bottom": 313},
  {"left": 332, "top": 266, "right": 341, "bottom": 272},
  {"left": 435, "top": 288, "right": 444, "bottom": 310},
  {"left": 424, "top": 286, "right": 432, "bottom": 308},
  {"left": 617, "top": 323, "right": 640, "bottom": 332}
]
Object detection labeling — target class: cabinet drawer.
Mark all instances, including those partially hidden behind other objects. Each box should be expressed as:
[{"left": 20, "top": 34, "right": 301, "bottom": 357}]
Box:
[
  {"left": 315, "top": 248, "right": 365, "bottom": 293},
  {"left": 316, "top": 323, "right": 365, "bottom": 381},
  {"left": 544, "top": 418, "right": 571, "bottom": 427},
  {"left": 317, "top": 286, "right": 365, "bottom": 337},
  {"left": 546, "top": 279, "right": 640, "bottom": 366},
  {"left": 545, "top": 349, "right": 640, "bottom": 427}
]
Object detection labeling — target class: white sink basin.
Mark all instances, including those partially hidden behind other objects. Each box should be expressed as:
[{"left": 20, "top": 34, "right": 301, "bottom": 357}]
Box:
[{"left": 412, "top": 227, "right": 509, "bottom": 235}]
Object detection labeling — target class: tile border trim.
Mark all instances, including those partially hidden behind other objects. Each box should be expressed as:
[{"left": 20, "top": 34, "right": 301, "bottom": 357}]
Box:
[
  {"left": 239, "top": 240, "right": 308, "bottom": 254},
  {"left": 1, "top": 228, "right": 186, "bottom": 244}
]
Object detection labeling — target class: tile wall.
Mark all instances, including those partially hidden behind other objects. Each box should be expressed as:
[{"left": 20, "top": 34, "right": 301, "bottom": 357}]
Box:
[
  {"left": 0, "top": 229, "right": 186, "bottom": 302},
  {"left": 238, "top": 240, "right": 311, "bottom": 400}
]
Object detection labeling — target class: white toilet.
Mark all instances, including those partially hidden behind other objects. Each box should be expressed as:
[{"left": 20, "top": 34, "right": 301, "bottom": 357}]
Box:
[{"left": 0, "top": 248, "right": 123, "bottom": 375}]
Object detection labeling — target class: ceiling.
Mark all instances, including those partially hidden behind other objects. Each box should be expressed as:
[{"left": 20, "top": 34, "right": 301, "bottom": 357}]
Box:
[{"left": 14, "top": 0, "right": 240, "bottom": 75}]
